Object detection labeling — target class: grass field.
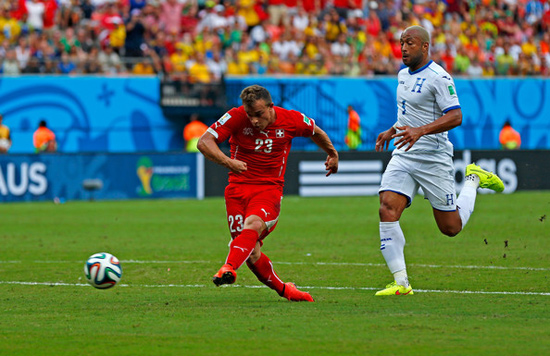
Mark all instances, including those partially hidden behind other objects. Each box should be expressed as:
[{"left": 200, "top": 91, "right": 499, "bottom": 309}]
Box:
[{"left": 1, "top": 191, "right": 549, "bottom": 355}]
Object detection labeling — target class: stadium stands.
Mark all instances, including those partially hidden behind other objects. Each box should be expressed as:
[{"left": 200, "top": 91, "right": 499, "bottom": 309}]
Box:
[{"left": 0, "top": 0, "right": 549, "bottom": 79}]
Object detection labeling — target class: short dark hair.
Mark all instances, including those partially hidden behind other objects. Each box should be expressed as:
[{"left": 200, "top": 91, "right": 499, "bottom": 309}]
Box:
[
  {"left": 39, "top": 120, "right": 47, "bottom": 127},
  {"left": 240, "top": 85, "right": 273, "bottom": 107}
]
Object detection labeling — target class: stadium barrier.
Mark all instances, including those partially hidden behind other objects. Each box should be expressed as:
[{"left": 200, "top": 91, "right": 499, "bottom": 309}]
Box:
[
  {"left": 204, "top": 150, "right": 549, "bottom": 197},
  {"left": 0, "top": 153, "right": 203, "bottom": 202}
]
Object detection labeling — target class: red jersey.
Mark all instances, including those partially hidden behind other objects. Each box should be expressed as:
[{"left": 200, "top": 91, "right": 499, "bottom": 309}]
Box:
[{"left": 208, "top": 106, "right": 316, "bottom": 186}]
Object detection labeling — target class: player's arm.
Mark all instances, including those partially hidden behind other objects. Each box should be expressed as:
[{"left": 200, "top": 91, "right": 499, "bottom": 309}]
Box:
[
  {"left": 310, "top": 125, "right": 339, "bottom": 176},
  {"left": 197, "top": 131, "right": 247, "bottom": 173},
  {"left": 393, "top": 108, "right": 462, "bottom": 151}
]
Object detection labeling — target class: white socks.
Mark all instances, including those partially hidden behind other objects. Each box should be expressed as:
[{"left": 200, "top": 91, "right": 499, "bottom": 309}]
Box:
[
  {"left": 378, "top": 175, "right": 481, "bottom": 288},
  {"left": 456, "top": 174, "right": 480, "bottom": 228},
  {"left": 379, "top": 221, "right": 409, "bottom": 287}
]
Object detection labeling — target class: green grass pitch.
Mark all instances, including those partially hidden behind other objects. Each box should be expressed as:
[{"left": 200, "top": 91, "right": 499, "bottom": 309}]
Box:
[{"left": 1, "top": 191, "right": 549, "bottom": 355}]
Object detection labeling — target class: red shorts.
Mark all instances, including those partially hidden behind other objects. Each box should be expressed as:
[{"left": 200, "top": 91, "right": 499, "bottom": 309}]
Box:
[{"left": 224, "top": 183, "right": 283, "bottom": 240}]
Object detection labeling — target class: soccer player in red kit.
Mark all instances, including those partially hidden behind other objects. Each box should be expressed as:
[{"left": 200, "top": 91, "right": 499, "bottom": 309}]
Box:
[{"left": 197, "top": 85, "right": 339, "bottom": 302}]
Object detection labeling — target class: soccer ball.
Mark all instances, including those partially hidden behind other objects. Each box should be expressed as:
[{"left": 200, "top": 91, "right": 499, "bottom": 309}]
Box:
[{"left": 84, "top": 252, "right": 122, "bottom": 289}]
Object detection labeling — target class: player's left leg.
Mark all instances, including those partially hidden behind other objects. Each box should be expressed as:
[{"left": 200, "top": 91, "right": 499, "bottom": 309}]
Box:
[{"left": 432, "top": 162, "right": 505, "bottom": 236}]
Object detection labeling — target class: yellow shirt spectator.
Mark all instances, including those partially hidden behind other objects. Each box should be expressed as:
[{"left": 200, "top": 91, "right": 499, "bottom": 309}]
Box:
[
  {"left": 133, "top": 61, "right": 155, "bottom": 75},
  {"left": 170, "top": 50, "right": 187, "bottom": 73},
  {"left": 373, "top": 36, "right": 392, "bottom": 58},
  {"left": 237, "top": 48, "right": 260, "bottom": 66},
  {"left": 110, "top": 24, "right": 126, "bottom": 49},
  {"left": 189, "top": 62, "right": 211, "bottom": 83},
  {"left": 238, "top": 0, "right": 260, "bottom": 27},
  {"left": 522, "top": 41, "right": 537, "bottom": 57},
  {"left": 0, "top": 17, "right": 22, "bottom": 43}
]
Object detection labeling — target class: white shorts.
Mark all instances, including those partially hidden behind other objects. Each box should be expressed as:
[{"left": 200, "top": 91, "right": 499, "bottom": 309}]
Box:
[{"left": 379, "top": 153, "right": 457, "bottom": 211}]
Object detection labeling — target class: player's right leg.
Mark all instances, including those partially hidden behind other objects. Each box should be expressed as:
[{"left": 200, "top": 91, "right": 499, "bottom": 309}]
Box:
[
  {"left": 377, "top": 191, "right": 413, "bottom": 296},
  {"left": 213, "top": 184, "right": 260, "bottom": 286},
  {"left": 376, "top": 156, "right": 417, "bottom": 296}
]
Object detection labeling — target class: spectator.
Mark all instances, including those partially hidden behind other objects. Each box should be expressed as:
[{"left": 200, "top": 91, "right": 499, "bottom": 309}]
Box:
[
  {"left": 159, "top": 0, "right": 183, "bottom": 36},
  {"left": 345, "top": 105, "right": 361, "bottom": 150},
  {"left": 15, "top": 36, "right": 31, "bottom": 70},
  {"left": 124, "top": 9, "right": 146, "bottom": 58},
  {"left": 272, "top": 30, "right": 301, "bottom": 60},
  {"left": 495, "top": 43, "right": 516, "bottom": 75},
  {"left": 196, "top": 3, "right": 228, "bottom": 33},
  {"left": 331, "top": 33, "right": 351, "bottom": 58},
  {"left": 183, "top": 113, "right": 208, "bottom": 152},
  {"left": 98, "top": 44, "right": 122, "bottom": 74},
  {"left": 1, "top": 49, "right": 21, "bottom": 75},
  {"left": 26, "top": 0, "right": 45, "bottom": 33},
  {"left": 33, "top": 120, "right": 57, "bottom": 153},
  {"left": 453, "top": 45, "right": 471, "bottom": 74},
  {"left": 0, "top": 6, "right": 22, "bottom": 43},
  {"left": 267, "top": 0, "right": 288, "bottom": 27},
  {"left": 57, "top": 52, "right": 77, "bottom": 74},
  {"left": 499, "top": 120, "right": 521, "bottom": 150},
  {"left": 466, "top": 56, "right": 483, "bottom": 77},
  {"left": 206, "top": 49, "right": 227, "bottom": 82},
  {"left": 0, "top": 113, "right": 12, "bottom": 153}
]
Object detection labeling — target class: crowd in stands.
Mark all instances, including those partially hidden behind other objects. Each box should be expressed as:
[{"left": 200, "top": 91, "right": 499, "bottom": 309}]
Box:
[{"left": 0, "top": 0, "right": 549, "bottom": 81}]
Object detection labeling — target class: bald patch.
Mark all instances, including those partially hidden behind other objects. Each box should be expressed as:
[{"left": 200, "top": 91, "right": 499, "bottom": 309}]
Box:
[{"left": 403, "top": 26, "right": 430, "bottom": 44}]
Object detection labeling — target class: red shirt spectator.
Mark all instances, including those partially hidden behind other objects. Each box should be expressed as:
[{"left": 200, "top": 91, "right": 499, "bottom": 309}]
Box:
[
  {"left": 9, "top": 0, "right": 27, "bottom": 21},
  {"left": 42, "top": 0, "right": 58, "bottom": 30},
  {"left": 365, "top": 11, "right": 382, "bottom": 37},
  {"left": 441, "top": 49, "right": 455, "bottom": 72},
  {"left": 301, "top": 0, "right": 325, "bottom": 13},
  {"left": 99, "top": 4, "right": 124, "bottom": 32}
]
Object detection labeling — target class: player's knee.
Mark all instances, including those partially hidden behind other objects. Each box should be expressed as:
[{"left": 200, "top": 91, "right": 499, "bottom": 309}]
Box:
[
  {"left": 440, "top": 224, "right": 461, "bottom": 237},
  {"left": 246, "top": 220, "right": 263, "bottom": 234},
  {"left": 379, "top": 204, "right": 400, "bottom": 221}
]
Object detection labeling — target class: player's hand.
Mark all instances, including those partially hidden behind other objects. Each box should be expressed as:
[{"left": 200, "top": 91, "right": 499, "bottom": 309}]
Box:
[
  {"left": 325, "top": 154, "right": 338, "bottom": 177},
  {"left": 227, "top": 159, "right": 247, "bottom": 174},
  {"left": 392, "top": 126, "right": 423, "bottom": 151},
  {"left": 375, "top": 128, "right": 395, "bottom": 152}
]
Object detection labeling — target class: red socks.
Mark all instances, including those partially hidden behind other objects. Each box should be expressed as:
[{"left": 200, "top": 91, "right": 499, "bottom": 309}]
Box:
[
  {"left": 226, "top": 229, "right": 285, "bottom": 296},
  {"left": 247, "top": 252, "right": 285, "bottom": 296},
  {"left": 226, "top": 229, "right": 258, "bottom": 269}
]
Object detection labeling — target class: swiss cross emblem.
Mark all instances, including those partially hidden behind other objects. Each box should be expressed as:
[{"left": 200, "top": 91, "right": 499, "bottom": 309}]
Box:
[
  {"left": 243, "top": 127, "right": 254, "bottom": 136},
  {"left": 276, "top": 129, "right": 285, "bottom": 138}
]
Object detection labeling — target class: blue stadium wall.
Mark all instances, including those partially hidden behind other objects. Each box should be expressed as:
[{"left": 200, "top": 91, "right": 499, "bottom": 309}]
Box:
[
  {"left": 0, "top": 76, "right": 549, "bottom": 153},
  {"left": 0, "top": 76, "right": 181, "bottom": 154},
  {"left": 225, "top": 77, "right": 550, "bottom": 151}
]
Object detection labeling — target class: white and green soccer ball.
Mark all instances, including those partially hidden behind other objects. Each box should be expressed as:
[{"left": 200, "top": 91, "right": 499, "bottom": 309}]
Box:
[{"left": 84, "top": 252, "right": 122, "bottom": 289}]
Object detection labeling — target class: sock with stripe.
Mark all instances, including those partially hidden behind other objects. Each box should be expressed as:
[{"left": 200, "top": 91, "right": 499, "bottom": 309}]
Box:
[
  {"left": 226, "top": 229, "right": 258, "bottom": 269},
  {"left": 247, "top": 252, "right": 285, "bottom": 296}
]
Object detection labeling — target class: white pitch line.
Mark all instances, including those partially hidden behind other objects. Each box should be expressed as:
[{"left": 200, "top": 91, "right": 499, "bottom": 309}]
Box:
[
  {"left": 0, "top": 281, "right": 549, "bottom": 296},
  {"left": 1, "top": 260, "right": 549, "bottom": 272}
]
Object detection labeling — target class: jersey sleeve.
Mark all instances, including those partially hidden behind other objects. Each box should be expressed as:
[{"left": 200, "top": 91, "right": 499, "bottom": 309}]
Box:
[
  {"left": 206, "top": 108, "right": 243, "bottom": 143},
  {"left": 294, "top": 111, "right": 316, "bottom": 137},
  {"left": 433, "top": 74, "right": 461, "bottom": 113}
]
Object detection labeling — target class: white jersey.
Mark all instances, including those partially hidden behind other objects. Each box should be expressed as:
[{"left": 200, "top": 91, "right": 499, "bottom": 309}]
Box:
[{"left": 393, "top": 60, "right": 460, "bottom": 157}]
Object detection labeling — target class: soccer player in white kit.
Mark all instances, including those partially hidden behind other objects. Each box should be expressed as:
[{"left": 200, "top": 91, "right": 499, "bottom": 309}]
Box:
[{"left": 374, "top": 26, "right": 505, "bottom": 296}]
